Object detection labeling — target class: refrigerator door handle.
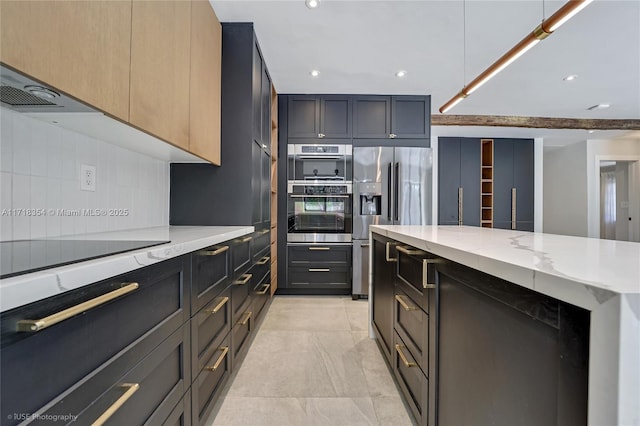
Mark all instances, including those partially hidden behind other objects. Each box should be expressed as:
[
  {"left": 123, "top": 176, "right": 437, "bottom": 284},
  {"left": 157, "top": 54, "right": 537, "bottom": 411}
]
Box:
[
  {"left": 395, "top": 162, "right": 400, "bottom": 221},
  {"left": 458, "top": 187, "right": 463, "bottom": 226},
  {"left": 387, "top": 162, "right": 393, "bottom": 221}
]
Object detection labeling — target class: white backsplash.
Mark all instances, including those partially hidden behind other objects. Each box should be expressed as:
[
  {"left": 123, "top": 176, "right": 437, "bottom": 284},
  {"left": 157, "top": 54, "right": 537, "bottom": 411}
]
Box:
[{"left": 0, "top": 108, "right": 169, "bottom": 241}]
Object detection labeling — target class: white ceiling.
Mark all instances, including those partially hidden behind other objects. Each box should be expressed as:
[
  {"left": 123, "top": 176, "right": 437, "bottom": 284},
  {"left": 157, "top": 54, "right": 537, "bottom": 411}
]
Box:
[{"left": 210, "top": 0, "right": 640, "bottom": 144}]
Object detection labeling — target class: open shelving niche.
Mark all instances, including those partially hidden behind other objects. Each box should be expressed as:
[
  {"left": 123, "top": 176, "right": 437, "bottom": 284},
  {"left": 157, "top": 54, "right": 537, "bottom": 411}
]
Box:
[
  {"left": 270, "top": 84, "right": 278, "bottom": 295},
  {"left": 481, "top": 139, "right": 494, "bottom": 228}
]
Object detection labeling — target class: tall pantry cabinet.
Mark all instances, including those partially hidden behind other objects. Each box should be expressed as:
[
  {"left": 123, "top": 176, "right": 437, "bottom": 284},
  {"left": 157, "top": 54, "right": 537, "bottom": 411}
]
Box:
[{"left": 438, "top": 137, "right": 534, "bottom": 230}]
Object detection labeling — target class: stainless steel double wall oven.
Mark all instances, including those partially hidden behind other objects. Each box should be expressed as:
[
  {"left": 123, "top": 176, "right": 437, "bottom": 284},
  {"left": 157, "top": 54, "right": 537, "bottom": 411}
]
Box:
[{"left": 287, "top": 144, "right": 353, "bottom": 243}]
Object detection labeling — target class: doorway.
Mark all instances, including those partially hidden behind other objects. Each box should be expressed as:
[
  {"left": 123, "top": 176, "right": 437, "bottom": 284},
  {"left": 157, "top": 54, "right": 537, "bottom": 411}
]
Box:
[{"left": 599, "top": 160, "right": 640, "bottom": 242}]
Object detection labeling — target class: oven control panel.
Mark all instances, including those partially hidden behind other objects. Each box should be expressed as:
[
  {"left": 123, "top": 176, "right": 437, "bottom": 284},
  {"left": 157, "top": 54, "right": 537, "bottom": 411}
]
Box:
[{"left": 304, "top": 185, "right": 349, "bottom": 195}]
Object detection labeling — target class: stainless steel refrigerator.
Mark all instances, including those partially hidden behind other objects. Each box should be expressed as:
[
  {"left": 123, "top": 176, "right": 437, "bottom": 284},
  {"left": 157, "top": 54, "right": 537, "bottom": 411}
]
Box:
[{"left": 352, "top": 146, "right": 433, "bottom": 298}]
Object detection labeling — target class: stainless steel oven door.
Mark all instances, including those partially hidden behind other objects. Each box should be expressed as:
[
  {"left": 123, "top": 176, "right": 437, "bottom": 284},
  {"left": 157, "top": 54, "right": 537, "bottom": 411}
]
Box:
[{"left": 287, "top": 193, "right": 353, "bottom": 243}]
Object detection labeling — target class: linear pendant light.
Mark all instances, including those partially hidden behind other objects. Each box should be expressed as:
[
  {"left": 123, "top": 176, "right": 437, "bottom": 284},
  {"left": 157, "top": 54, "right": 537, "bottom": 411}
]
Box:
[{"left": 439, "top": 0, "right": 593, "bottom": 113}]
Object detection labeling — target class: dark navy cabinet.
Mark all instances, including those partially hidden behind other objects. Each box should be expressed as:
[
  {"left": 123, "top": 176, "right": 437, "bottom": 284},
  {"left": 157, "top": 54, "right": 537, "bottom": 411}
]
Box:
[
  {"left": 0, "top": 256, "right": 190, "bottom": 426},
  {"left": 354, "top": 95, "right": 430, "bottom": 139},
  {"left": 371, "top": 233, "right": 397, "bottom": 363},
  {"left": 287, "top": 95, "right": 352, "bottom": 139},
  {"left": 170, "top": 23, "right": 271, "bottom": 232},
  {"left": 493, "top": 139, "right": 534, "bottom": 231},
  {"left": 438, "top": 137, "right": 481, "bottom": 226}
]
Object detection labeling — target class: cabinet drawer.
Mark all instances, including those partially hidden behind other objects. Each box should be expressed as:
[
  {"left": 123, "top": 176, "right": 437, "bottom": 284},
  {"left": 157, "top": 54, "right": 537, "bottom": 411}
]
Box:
[
  {"left": 252, "top": 229, "right": 271, "bottom": 262},
  {"left": 192, "top": 333, "right": 231, "bottom": 426},
  {"left": 287, "top": 266, "right": 351, "bottom": 289},
  {"left": 191, "top": 287, "right": 231, "bottom": 382},
  {"left": 288, "top": 244, "right": 351, "bottom": 265},
  {"left": 231, "top": 306, "right": 254, "bottom": 366},
  {"left": 394, "top": 287, "right": 428, "bottom": 375},
  {"left": 0, "top": 256, "right": 189, "bottom": 424},
  {"left": 31, "top": 324, "right": 189, "bottom": 426},
  {"left": 231, "top": 235, "right": 252, "bottom": 278},
  {"left": 252, "top": 273, "right": 271, "bottom": 324},
  {"left": 163, "top": 389, "right": 191, "bottom": 426},
  {"left": 230, "top": 272, "right": 253, "bottom": 324},
  {"left": 192, "top": 242, "right": 231, "bottom": 314},
  {"left": 397, "top": 245, "right": 440, "bottom": 313},
  {"left": 250, "top": 246, "right": 271, "bottom": 286},
  {"left": 393, "top": 332, "right": 428, "bottom": 425}
]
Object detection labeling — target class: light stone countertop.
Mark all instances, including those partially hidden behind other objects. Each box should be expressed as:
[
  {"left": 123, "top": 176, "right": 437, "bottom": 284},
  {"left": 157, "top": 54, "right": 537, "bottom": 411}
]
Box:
[
  {"left": 370, "top": 225, "right": 640, "bottom": 426},
  {"left": 0, "top": 226, "right": 253, "bottom": 312}
]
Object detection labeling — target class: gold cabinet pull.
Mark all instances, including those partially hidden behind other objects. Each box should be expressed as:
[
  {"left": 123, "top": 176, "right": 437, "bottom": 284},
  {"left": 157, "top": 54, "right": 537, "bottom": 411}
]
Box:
[
  {"left": 233, "top": 273, "right": 252, "bottom": 285},
  {"left": 422, "top": 259, "right": 443, "bottom": 289},
  {"left": 198, "top": 245, "right": 229, "bottom": 256},
  {"left": 308, "top": 246, "right": 330, "bottom": 251},
  {"left": 17, "top": 282, "right": 139, "bottom": 332},
  {"left": 241, "top": 236, "right": 253, "bottom": 243},
  {"left": 385, "top": 242, "right": 397, "bottom": 262},
  {"left": 256, "top": 256, "right": 270, "bottom": 265},
  {"left": 458, "top": 187, "right": 464, "bottom": 225},
  {"left": 259, "top": 229, "right": 270, "bottom": 235},
  {"left": 397, "top": 246, "right": 426, "bottom": 256},
  {"left": 511, "top": 187, "right": 517, "bottom": 230},
  {"left": 395, "top": 344, "right": 416, "bottom": 368},
  {"left": 395, "top": 294, "right": 418, "bottom": 311},
  {"left": 204, "top": 346, "right": 229, "bottom": 372},
  {"left": 308, "top": 268, "right": 330, "bottom": 272},
  {"left": 256, "top": 283, "right": 270, "bottom": 295},
  {"left": 91, "top": 383, "right": 139, "bottom": 426},
  {"left": 240, "top": 311, "right": 252, "bottom": 325},
  {"left": 205, "top": 296, "right": 229, "bottom": 314}
]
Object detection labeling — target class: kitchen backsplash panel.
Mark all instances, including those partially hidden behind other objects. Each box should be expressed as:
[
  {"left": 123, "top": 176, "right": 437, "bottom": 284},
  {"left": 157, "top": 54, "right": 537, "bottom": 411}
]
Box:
[{"left": 0, "top": 108, "right": 169, "bottom": 241}]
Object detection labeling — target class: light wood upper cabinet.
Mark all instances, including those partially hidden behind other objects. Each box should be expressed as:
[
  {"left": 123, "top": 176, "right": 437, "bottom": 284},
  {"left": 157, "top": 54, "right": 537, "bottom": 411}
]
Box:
[
  {"left": 189, "top": 1, "right": 222, "bottom": 164},
  {"left": 0, "top": 1, "right": 132, "bottom": 121},
  {"left": 130, "top": 0, "right": 191, "bottom": 152}
]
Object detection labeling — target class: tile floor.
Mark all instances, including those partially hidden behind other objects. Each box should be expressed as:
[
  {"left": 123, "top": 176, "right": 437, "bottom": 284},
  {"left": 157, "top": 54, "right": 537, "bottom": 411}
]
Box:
[{"left": 207, "top": 296, "right": 414, "bottom": 426}]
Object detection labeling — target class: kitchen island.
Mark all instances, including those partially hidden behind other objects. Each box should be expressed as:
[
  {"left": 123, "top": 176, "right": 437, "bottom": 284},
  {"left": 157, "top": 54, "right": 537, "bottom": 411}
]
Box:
[{"left": 370, "top": 225, "right": 639, "bottom": 426}]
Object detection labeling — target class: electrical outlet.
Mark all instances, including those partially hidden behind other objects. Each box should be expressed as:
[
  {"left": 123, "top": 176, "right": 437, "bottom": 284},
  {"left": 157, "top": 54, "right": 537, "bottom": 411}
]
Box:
[{"left": 80, "top": 165, "right": 96, "bottom": 191}]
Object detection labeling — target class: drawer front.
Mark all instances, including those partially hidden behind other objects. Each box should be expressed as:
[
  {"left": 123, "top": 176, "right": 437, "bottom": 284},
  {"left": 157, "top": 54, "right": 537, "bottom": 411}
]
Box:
[
  {"left": 394, "top": 287, "right": 428, "bottom": 375},
  {"left": 231, "top": 235, "right": 253, "bottom": 278},
  {"left": 250, "top": 247, "right": 271, "bottom": 286},
  {"left": 252, "top": 273, "right": 271, "bottom": 324},
  {"left": 231, "top": 306, "right": 254, "bottom": 366},
  {"left": 192, "top": 333, "right": 231, "bottom": 426},
  {"left": 251, "top": 229, "right": 271, "bottom": 262},
  {"left": 287, "top": 266, "right": 351, "bottom": 289},
  {"left": 163, "top": 389, "right": 191, "bottom": 426},
  {"left": 191, "top": 242, "right": 231, "bottom": 314},
  {"left": 230, "top": 272, "right": 253, "bottom": 324},
  {"left": 0, "top": 256, "right": 189, "bottom": 424},
  {"left": 393, "top": 332, "right": 428, "bottom": 425},
  {"left": 191, "top": 288, "right": 231, "bottom": 381},
  {"left": 288, "top": 244, "right": 351, "bottom": 265},
  {"left": 397, "top": 247, "right": 439, "bottom": 312},
  {"left": 32, "top": 324, "right": 189, "bottom": 426}
]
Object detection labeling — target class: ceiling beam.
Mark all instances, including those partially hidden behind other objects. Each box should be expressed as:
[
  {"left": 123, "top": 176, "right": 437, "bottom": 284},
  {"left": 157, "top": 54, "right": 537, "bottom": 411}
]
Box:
[{"left": 431, "top": 115, "right": 640, "bottom": 131}]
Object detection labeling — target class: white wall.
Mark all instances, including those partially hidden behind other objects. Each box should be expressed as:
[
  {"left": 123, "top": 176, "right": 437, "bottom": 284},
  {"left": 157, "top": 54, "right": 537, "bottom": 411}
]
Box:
[
  {"left": 0, "top": 108, "right": 169, "bottom": 241},
  {"left": 543, "top": 142, "right": 588, "bottom": 237}
]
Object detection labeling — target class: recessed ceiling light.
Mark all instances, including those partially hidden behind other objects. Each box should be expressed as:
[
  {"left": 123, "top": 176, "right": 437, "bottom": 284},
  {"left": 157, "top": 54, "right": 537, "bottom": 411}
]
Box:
[
  {"left": 305, "top": 0, "right": 320, "bottom": 9},
  {"left": 588, "top": 130, "right": 595, "bottom": 133},
  {"left": 563, "top": 74, "right": 578, "bottom": 81},
  {"left": 310, "top": 70, "right": 320, "bottom": 77},
  {"left": 587, "top": 103, "right": 611, "bottom": 110},
  {"left": 395, "top": 70, "right": 407, "bottom": 78}
]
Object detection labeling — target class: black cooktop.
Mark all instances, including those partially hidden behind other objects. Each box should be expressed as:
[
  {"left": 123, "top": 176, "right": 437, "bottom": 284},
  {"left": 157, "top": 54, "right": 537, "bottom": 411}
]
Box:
[{"left": 0, "top": 239, "right": 170, "bottom": 279}]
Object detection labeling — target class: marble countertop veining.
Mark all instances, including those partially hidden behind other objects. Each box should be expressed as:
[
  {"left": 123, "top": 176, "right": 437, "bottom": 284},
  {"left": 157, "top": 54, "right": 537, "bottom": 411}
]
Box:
[
  {"left": 0, "top": 226, "right": 254, "bottom": 312},
  {"left": 370, "top": 225, "right": 640, "bottom": 308}
]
